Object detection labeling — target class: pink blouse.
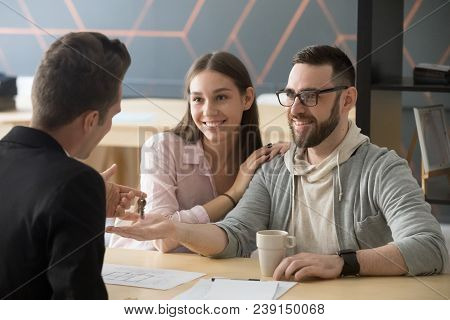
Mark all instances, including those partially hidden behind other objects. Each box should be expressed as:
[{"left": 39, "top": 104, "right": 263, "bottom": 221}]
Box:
[{"left": 109, "top": 132, "right": 217, "bottom": 251}]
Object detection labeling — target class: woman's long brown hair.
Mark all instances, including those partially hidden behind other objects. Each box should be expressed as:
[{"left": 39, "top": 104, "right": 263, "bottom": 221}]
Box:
[{"left": 171, "top": 51, "right": 262, "bottom": 163}]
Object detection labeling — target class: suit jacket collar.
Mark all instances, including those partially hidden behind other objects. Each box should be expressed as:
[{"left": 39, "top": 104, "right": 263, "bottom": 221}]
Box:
[{"left": 1, "top": 126, "right": 66, "bottom": 155}]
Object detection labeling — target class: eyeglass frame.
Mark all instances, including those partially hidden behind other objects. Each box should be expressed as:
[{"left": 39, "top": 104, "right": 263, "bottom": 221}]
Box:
[{"left": 275, "top": 85, "right": 349, "bottom": 108}]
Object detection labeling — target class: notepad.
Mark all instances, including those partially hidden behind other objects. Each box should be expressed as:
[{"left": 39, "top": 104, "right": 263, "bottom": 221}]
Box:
[
  {"left": 173, "top": 279, "right": 297, "bottom": 300},
  {"left": 102, "top": 264, "right": 205, "bottom": 290}
]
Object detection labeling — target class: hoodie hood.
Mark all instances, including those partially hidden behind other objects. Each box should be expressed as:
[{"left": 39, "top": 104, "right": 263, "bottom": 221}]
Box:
[
  {"left": 286, "top": 120, "right": 370, "bottom": 253},
  {"left": 284, "top": 119, "right": 369, "bottom": 180}
]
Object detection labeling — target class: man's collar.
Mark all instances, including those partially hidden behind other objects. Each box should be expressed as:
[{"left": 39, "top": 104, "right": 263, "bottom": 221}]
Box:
[{"left": 1, "top": 126, "right": 66, "bottom": 155}]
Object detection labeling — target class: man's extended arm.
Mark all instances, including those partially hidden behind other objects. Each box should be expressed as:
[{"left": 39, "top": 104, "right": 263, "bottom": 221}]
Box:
[
  {"left": 174, "top": 223, "right": 229, "bottom": 256},
  {"left": 106, "top": 213, "right": 228, "bottom": 256},
  {"left": 107, "top": 162, "right": 274, "bottom": 258}
]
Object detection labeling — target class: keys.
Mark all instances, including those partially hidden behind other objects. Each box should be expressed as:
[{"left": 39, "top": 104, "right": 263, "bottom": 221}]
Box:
[{"left": 137, "top": 196, "right": 146, "bottom": 219}]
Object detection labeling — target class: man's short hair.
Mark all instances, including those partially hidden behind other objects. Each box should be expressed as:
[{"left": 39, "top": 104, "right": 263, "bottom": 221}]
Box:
[
  {"left": 32, "top": 32, "right": 131, "bottom": 129},
  {"left": 292, "top": 45, "right": 355, "bottom": 86}
]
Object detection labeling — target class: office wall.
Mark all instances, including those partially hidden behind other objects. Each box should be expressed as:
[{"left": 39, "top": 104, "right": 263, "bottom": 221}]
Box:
[
  {"left": 0, "top": 1, "right": 448, "bottom": 98},
  {"left": 2, "top": 0, "right": 358, "bottom": 97}
]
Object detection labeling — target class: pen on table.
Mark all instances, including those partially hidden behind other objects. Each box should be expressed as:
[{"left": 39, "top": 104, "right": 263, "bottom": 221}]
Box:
[{"left": 211, "top": 277, "right": 260, "bottom": 282}]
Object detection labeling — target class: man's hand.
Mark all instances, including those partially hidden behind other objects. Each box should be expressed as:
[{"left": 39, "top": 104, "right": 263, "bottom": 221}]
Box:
[
  {"left": 105, "top": 213, "right": 175, "bottom": 241},
  {"left": 101, "top": 164, "right": 147, "bottom": 218},
  {"left": 273, "top": 252, "right": 344, "bottom": 281}
]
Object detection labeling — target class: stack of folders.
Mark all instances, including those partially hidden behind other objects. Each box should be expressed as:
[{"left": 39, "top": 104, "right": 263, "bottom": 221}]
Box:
[
  {"left": 413, "top": 63, "right": 450, "bottom": 85},
  {"left": 0, "top": 73, "right": 17, "bottom": 111},
  {"left": 0, "top": 97, "right": 15, "bottom": 112}
]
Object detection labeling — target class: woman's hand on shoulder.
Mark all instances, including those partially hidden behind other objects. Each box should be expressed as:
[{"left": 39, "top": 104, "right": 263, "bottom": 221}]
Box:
[
  {"left": 228, "top": 141, "right": 290, "bottom": 201},
  {"left": 267, "top": 141, "right": 290, "bottom": 159}
]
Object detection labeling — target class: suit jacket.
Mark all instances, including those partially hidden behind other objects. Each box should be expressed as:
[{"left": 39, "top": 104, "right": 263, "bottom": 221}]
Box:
[{"left": 0, "top": 126, "right": 107, "bottom": 299}]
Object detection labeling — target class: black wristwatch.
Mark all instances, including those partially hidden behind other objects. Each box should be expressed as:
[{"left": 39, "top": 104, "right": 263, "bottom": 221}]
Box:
[{"left": 337, "top": 249, "right": 360, "bottom": 277}]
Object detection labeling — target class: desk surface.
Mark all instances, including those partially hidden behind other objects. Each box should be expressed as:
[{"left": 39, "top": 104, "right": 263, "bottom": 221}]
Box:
[{"left": 105, "top": 248, "right": 450, "bottom": 300}]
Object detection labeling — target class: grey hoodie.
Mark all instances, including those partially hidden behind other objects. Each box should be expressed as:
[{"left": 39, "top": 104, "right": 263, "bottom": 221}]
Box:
[
  {"left": 214, "top": 130, "right": 449, "bottom": 275},
  {"left": 287, "top": 120, "right": 369, "bottom": 254}
]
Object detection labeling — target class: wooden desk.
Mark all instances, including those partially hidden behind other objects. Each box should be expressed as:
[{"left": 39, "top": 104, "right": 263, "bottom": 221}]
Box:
[{"left": 105, "top": 248, "right": 450, "bottom": 300}]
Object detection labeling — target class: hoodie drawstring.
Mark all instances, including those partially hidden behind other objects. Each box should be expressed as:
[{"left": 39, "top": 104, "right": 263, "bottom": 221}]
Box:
[
  {"left": 336, "top": 151, "right": 343, "bottom": 202},
  {"left": 290, "top": 148, "right": 296, "bottom": 237}
]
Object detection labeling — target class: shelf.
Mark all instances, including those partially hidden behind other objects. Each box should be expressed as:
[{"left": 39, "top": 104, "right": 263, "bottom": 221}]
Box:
[
  {"left": 424, "top": 176, "right": 450, "bottom": 206},
  {"left": 372, "top": 78, "right": 450, "bottom": 93},
  {"left": 426, "top": 198, "right": 450, "bottom": 205}
]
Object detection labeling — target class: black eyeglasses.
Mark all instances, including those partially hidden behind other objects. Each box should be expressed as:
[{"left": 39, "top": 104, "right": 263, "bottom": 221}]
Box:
[{"left": 276, "top": 86, "right": 348, "bottom": 108}]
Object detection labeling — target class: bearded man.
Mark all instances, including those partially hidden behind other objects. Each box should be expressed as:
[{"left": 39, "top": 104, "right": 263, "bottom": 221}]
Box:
[{"left": 107, "top": 45, "right": 448, "bottom": 280}]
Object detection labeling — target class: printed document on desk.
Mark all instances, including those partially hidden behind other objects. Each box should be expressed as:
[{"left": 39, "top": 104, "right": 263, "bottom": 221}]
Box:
[
  {"left": 102, "top": 264, "right": 205, "bottom": 290},
  {"left": 173, "top": 279, "right": 297, "bottom": 300}
]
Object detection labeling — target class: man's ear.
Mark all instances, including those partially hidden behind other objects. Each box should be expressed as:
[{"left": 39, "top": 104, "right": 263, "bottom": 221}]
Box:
[
  {"left": 82, "top": 110, "right": 100, "bottom": 133},
  {"left": 243, "top": 87, "right": 255, "bottom": 111},
  {"left": 341, "top": 87, "right": 357, "bottom": 112}
]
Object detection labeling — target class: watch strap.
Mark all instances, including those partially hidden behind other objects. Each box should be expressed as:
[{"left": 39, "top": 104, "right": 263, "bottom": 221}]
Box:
[{"left": 337, "top": 249, "right": 360, "bottom": 276}]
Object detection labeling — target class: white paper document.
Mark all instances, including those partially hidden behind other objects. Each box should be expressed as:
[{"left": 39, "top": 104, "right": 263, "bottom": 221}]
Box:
[
  {"left": 102, "top": 264, "right": 205, "bottom": 290},
  {"left": 173, "top": 279, "right": 297, "bottom": 300}
]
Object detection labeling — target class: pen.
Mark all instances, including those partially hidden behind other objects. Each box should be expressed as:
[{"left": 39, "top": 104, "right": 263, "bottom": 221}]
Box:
[{"left": 211, "top": 277, "right": 260, "bottom": 282}]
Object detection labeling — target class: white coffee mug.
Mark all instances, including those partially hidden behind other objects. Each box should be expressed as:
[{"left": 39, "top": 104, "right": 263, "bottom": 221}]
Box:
[{"left": 256, "top": 230, "right": 296, "bottom": 277}]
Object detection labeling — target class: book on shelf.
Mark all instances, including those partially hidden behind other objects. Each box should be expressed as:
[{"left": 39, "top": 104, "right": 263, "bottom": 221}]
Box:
[
  {"left": 413, "top": 63, "right": 450, "bottom": 85},
  {"left": 0, "top": 97, "right": 15, "bottom": 112},
  {"left": 0, "top": 73, "right": 17, "bottom": 97}
]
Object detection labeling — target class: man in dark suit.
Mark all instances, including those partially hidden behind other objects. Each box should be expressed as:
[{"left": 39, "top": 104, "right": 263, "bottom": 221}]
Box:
[{"left": 0, "top": 32, "right": 140, "bottom": 299}]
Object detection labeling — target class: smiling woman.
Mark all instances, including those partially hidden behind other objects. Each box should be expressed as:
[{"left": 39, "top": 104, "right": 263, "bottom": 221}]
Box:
[
  {"left": 189, "top": 69, "right": 252, "bottom": 145},
  {"left": 109, "top": 51, "right": 289, "bottom": 252}
]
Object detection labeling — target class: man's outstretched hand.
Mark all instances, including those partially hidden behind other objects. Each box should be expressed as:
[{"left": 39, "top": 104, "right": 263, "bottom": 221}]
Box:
[
  {"left": 101, "top": 164, "right": 147, "bottom": 218},
  {"left": 106, "top": 213, "right": 175, "bottom": 241}
]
